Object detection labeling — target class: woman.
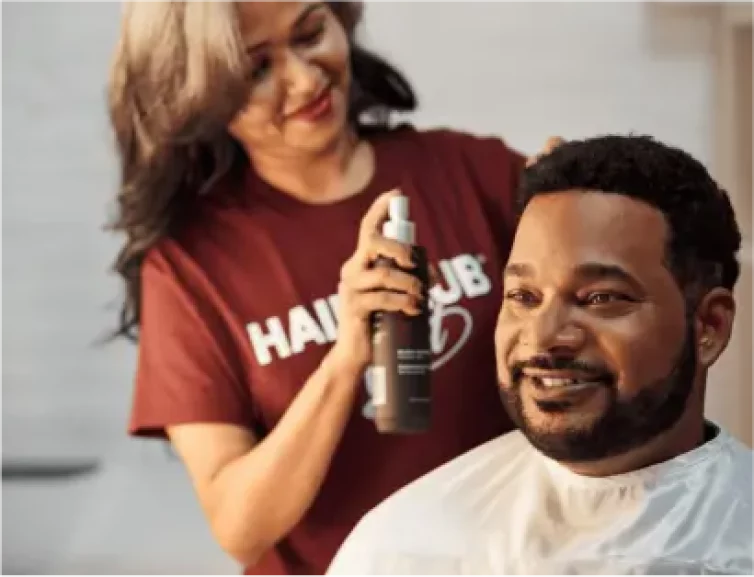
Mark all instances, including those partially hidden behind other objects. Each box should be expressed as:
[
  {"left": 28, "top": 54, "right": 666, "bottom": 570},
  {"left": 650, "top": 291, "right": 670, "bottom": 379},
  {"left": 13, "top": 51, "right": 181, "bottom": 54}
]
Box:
[{"left": 107, "top": 2, "right": 527, "bottom": 574}]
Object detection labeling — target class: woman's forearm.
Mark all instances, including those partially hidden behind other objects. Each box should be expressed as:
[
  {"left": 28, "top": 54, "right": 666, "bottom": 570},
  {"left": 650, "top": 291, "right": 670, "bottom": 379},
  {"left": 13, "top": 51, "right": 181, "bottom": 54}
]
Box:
[{"left": 206, "top": 350, "right": 363, "bottom": 566}]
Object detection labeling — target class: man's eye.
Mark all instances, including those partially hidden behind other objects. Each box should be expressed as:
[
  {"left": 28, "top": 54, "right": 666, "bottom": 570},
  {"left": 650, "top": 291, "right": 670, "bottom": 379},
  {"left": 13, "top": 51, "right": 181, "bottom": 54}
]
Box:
[
  {"left": 583, "top": 292, "right": 629, "bottom": 306},
  {"left": 505, "top": 290, "right": 539, "bottom": 307}
]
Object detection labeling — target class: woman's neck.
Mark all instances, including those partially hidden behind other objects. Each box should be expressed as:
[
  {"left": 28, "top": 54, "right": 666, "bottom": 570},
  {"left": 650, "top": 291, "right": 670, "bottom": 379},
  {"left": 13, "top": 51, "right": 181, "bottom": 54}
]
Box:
[{"left": 246, "top": 129, "right": 375, "bottom": 205}]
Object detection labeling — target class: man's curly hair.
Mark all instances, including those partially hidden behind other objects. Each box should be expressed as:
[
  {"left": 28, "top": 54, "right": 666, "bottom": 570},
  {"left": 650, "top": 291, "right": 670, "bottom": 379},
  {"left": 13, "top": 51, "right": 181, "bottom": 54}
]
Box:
[{"left": 518, "top": 135, "right": 742, "bottom": 299}]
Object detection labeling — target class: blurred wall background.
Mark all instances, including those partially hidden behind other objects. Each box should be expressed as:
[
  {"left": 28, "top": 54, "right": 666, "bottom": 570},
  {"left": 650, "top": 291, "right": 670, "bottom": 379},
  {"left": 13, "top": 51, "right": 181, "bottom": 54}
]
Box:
[{"left": 3, "top": 2, "right": 751, "bottom": 574}]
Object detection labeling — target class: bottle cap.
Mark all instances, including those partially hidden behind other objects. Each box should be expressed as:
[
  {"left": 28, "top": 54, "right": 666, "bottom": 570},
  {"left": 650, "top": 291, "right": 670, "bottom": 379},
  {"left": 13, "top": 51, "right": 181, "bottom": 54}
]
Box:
[{"left": 382, "top": 195, "right": 415, "bottom": 244}]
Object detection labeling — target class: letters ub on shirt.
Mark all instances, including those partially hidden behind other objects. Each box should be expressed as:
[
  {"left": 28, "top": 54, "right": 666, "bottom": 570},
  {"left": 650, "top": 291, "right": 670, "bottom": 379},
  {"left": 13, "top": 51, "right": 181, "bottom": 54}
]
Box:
[{"left": 246, "top": 251, "right": 491, "bottom": 372}]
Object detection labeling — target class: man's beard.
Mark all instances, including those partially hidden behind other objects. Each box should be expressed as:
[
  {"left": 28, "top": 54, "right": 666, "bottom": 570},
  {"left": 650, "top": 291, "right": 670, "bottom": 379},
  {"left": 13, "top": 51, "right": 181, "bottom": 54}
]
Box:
[{"left": 499, "top": 322, "right": 698, "bottom": 463}]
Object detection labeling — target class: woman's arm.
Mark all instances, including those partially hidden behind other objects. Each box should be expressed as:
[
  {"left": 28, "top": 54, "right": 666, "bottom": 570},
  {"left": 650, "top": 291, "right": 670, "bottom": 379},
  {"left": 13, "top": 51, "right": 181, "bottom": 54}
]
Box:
[
  {"left": 163, "top": 190, "right": 422, "bottom": 567},
  {"left": 167, "top": 348, "right": 361, "bottom": 567}
]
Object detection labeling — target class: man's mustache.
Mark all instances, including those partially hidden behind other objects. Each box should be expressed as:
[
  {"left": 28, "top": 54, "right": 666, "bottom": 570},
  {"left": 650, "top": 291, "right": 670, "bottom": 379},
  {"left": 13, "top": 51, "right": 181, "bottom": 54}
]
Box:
[{"left": 509, "top": 355, "right": 614, "bottom": 385}]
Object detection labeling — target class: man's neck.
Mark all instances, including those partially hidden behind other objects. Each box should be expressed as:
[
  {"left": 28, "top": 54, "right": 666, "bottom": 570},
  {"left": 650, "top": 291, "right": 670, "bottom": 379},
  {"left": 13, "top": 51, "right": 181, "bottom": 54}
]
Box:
[{"left": 563, "top": 409, "right": 707, "bottom": 478}]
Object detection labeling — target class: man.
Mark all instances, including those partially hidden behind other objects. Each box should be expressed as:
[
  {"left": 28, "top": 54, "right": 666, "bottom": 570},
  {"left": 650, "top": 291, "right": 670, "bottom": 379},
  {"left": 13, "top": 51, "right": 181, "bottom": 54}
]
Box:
[{"left": 328, "top": 135, "right": 753, "bottom": 575}]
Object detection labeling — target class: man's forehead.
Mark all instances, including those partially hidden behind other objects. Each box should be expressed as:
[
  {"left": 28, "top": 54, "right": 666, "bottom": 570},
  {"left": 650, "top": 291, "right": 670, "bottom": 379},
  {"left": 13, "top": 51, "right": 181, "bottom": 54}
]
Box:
[{"left": 509, "top": 191, "right": 669, "bottom": 277}]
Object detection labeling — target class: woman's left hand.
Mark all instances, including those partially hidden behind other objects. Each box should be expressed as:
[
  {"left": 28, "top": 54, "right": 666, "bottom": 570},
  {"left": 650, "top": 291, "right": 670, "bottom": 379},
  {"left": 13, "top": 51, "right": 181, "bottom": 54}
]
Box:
[{"left": 526, "top": 136, "right": 565, "bottom": 167}]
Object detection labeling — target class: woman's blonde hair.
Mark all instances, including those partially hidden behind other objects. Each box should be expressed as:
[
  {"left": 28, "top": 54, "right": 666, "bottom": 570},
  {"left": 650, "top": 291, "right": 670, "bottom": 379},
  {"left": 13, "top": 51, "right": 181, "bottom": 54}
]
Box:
[{"left": 106, "top": 2, "right": 416, "bottom": 340}]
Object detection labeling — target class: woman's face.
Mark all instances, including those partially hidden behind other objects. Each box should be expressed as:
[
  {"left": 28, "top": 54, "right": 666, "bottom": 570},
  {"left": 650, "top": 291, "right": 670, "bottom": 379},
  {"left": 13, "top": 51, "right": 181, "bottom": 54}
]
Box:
[{"left": 228, "top": 2, "right": 352, "bottom": 157}]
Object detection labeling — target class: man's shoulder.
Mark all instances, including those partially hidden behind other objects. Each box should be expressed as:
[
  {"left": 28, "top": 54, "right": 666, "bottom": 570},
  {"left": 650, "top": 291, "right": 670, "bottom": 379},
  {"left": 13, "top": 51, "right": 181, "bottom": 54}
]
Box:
[
  {"left": 719, "top": 430, "right": 753, "bottom": 504},
  {"left": 328, "top": 431, "right": 534, "bottom": 577},
  {"left": 328, "top": 431, "right": 533, "bottom": 573}
]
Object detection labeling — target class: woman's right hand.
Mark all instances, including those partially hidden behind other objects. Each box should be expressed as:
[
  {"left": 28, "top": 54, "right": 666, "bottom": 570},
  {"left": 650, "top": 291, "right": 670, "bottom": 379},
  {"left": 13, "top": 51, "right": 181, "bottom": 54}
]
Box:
[{"left": 326, "top": 190, "right": 425, "bottom": 376}]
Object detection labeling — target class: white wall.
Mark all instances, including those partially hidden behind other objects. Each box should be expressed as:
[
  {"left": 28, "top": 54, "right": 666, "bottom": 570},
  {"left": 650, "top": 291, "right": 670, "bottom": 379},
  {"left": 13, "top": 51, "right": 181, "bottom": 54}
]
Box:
[
  {"left": 362, "top": 2, "right": 715, "bottom": 161},
  {"left": 2, "top": 2, "right": 748, "bottom": 574}
]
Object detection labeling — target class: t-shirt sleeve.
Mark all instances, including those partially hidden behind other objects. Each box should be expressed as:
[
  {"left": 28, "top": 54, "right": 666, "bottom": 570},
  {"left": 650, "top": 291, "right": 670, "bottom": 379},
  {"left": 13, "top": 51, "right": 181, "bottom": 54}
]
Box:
[{"left": 128, "top": 242, "right": 256, "bottom": 438}]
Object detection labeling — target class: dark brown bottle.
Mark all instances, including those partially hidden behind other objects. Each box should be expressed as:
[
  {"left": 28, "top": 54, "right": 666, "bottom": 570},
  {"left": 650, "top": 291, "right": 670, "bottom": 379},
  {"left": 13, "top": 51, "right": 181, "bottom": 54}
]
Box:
[{"left": 370, "top": 195, "right": 432, "bottom": 434}]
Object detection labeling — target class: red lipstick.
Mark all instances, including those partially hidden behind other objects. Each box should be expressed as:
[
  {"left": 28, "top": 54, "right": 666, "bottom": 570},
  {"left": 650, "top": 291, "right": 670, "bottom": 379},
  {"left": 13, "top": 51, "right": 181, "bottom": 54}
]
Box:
[{"left": 290, "top": 87, "right": 333, "bottom": 123}]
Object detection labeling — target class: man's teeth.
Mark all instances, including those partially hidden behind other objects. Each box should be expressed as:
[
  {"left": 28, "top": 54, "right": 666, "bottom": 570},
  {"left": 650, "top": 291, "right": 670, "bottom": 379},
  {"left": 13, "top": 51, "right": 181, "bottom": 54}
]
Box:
[{"left": 539, "top": 377, "right": 596, "bottom": 388}]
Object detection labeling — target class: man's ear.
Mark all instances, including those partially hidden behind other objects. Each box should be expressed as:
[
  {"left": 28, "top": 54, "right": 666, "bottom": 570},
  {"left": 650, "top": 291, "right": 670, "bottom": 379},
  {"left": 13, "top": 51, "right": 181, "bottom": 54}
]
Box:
[{"left": 694, "top": 287, "right": 736, "bottom": 367}]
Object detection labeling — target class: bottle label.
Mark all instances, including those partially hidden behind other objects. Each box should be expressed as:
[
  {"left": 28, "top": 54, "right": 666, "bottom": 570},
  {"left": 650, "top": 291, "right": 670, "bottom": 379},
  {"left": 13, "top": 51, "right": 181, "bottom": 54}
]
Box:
[
  {"left": 366, "top": 365, "right": 388, "bottom": 406},
  {"left": 397, "top": 347, "right": 431, "bottom": 402},
  {"left": 370, "top": 245, "right": 432, "bottom": 432}
]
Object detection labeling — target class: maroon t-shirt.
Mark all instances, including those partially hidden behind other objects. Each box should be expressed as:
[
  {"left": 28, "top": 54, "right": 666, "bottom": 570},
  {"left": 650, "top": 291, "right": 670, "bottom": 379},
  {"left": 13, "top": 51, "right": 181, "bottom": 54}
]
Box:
[{"left": 129, "top": 126, "right": 525, "bottom": 574}]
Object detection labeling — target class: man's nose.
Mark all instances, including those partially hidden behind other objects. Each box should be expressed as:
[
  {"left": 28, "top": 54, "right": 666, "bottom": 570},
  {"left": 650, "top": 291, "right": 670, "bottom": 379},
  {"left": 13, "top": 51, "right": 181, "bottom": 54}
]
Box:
[{"left": 526, "top": 300, "right": 586, "bottom": 355}]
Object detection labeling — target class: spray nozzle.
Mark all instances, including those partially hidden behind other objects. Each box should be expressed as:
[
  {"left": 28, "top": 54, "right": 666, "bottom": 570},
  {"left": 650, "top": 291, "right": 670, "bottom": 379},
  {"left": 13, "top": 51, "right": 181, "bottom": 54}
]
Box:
[
  {"left": 389, "top": 195, "right": 410, "bottom": 223},
  {"left": 383, "top": 194, "right": 416, "bottom": 245}
]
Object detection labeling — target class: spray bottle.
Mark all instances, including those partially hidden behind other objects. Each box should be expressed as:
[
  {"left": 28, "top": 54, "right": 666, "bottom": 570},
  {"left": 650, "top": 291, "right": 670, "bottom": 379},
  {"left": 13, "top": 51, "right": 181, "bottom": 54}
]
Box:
[{"left": 370, "top": 195, "right": 432, "bottom": 434}]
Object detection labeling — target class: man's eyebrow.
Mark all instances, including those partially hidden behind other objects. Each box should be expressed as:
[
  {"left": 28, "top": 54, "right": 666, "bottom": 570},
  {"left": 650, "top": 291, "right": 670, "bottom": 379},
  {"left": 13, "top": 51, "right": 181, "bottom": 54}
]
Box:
[
  {"left": 503, "top": 262, "right": 534, "bottom": 279},
  {"left": 504, "top": 261, "right": 645, "bottom": 292},
  {"left": 573, "top": 262, "right": 645, "bottom": 292}
]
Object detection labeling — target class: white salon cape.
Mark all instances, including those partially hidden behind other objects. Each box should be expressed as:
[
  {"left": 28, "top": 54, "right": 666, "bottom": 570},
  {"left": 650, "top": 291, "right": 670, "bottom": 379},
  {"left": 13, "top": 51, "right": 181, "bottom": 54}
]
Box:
[{"left": 328, "top": 424, "right": 753, "bottom": 574}]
